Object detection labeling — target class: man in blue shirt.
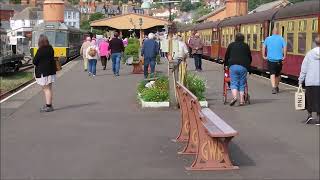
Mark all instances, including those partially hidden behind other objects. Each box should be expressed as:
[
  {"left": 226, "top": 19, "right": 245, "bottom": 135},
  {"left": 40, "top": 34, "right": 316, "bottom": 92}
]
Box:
[
  {"left": 141, "top": 33, "right": 159, "bottom": 79},
  {"left": 262, "top": 28, "right": 287, "bottom": 94}
]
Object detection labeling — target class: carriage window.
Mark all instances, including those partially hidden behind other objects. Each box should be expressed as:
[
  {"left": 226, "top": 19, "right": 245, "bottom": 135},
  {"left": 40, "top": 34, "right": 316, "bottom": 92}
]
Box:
[
  {"left": 287, "top": 33, "right": 294, "bottom": 53},
  {"left": 246, "top": 34, "right": 251, "bottom": 48},
  {"left": 298, "top": 20, "right": 307, "bottom": 31},
  {"left": 312, "top": 19, "right": 318, "bottom": 32},
  {"left": 311, "top": 33, "right": 318, "bottom": 49},
  {"left": 230, "top": 35, "right": 233, "bottom": 43},
  {"left": 252, "top": 34, "right": 257, "bottom": 50},
  {"left": 298, "top": 32, "right": 306, "bottom": 54},
  {"left": 55, "top": 32, "right": 67, "bottom": 47},
  {"left": 222, "top": 35, "right": 225, "bottom": 47},
  {"left": 288, "top": 21, "right": 294, "bottom": 31}
]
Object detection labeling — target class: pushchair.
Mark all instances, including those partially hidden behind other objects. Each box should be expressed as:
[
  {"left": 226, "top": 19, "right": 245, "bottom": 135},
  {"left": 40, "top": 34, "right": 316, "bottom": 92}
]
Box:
[{"left": 223, "top": 68, "right": 250, "bottom": 105}]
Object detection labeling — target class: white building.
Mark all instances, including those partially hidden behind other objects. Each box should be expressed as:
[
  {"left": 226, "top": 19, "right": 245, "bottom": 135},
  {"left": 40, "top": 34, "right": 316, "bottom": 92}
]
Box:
[
  {"left": 64, "top": 5, "right": 81, "bottom": 29},
  {"left": 9, "top": 7, "right": 43, "bottom": 55}
]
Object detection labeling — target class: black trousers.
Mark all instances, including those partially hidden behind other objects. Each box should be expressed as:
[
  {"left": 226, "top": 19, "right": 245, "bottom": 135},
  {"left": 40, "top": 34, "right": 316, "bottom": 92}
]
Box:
[
  {"left": 100, "top": 56, "right": 107, "bottom": 68},
  {"left": 193, "top": 54, "right": 202, "bottom": 70}
]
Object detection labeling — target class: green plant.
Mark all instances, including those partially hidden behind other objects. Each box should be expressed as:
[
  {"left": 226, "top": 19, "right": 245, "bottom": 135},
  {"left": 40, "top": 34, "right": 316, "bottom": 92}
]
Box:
[
  {"left": 186, "top": 73, "right": 206, "bottom": 101},
  {"left": 137, "top": 80, "right": 147, "bottom": 94},
  {"left": 124, "top": 38, "right": 140, "bottom": 61},
  {"left": 140, "top": 88, "right": 169, "bottom": 102},
  {"left": 137, "top": 76, "right": 170, "bottom": 102},
  {"left": 154, "top": 76, "right": 169, "bottom": 91}
]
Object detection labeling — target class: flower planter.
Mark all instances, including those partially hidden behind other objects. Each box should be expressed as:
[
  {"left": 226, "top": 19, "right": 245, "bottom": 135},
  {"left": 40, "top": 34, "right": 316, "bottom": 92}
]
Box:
[
  {"left": 199, "top": 100, "right": 208, "bottom": 107},
  {"left": 138, "top": 94, "right": 169, "bottom": 108}
]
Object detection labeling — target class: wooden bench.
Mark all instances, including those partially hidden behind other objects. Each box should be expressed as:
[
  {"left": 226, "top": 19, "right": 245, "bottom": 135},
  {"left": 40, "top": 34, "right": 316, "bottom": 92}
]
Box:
[
  {"left": 175, "top": 82, "right": 200, "bottom": 155},
  {"left": 175, "top": 82, "right": 239, "bottom": 170},
  {"left": 186, "top": 108, "right": 239, "bottom": 170}
]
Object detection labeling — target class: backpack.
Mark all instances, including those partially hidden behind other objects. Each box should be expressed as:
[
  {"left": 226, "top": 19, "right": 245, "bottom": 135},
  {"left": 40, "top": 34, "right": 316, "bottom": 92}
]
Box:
[{"left": 88, "top": 47, "right": 97, "bottom": 57}]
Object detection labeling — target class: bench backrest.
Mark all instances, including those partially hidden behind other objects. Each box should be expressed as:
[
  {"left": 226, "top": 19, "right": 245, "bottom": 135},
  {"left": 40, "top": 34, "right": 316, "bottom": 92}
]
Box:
[{"left": 201, "top": 108, "right": 238, "bottom": 137}]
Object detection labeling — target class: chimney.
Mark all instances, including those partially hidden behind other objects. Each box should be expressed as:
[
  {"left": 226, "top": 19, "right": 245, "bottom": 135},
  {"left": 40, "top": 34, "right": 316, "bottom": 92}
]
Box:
[
  {"left": 30, "top": 0, "right": 37, "bottom": 6},
  {"left": 43, "top": 0, "right": 65, "bottom": 22},
  {"left": 225, "top": 0, "right": 248, "bottom": 17}
]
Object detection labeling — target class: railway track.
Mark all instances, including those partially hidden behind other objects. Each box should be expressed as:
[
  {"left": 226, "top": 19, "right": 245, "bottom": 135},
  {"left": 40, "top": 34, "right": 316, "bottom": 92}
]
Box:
[{"left": 0, "top": 56, "right": 80, "bottom": 101}]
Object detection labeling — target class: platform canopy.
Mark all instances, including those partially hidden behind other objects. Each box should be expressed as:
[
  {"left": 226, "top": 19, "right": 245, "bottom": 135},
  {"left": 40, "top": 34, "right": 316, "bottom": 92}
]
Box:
[{"left": 90, "top": 13, "right": 170, "bottom": 30}]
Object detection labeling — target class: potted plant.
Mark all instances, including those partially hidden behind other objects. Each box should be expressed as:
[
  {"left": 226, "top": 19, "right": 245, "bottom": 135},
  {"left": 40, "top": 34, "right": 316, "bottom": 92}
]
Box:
[{"left": 124, "top": 38, "right": 140, "bottom": 64}]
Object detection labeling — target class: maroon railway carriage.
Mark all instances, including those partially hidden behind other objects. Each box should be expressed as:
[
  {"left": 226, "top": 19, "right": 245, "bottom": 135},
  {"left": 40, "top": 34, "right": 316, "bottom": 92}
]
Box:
[
  {"left": 194, "top": 21, "right": 221, "bottom": 60},
  {"left": 218, "top": 9, "right": 278, "bottom": 73},
  {"left": 272, "top": 0, "right": 319, "bottom": 79}
]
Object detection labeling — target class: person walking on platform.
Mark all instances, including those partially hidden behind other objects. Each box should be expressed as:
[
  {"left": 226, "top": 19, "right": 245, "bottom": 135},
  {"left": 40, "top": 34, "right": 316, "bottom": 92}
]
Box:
[
  {"left": 262, "top": 28, "right": 287, "bottom": 94},
  {"left": 33, "top": 34, "right": 56, "bottom": 112},
  {"left": 98, "top": 38, "right": 110, "bottom": 70},
  {"left": 224, "top": 33, "right": 252, "bottom": 106},
  {"left": 86, "top": 39, "right": 99, "bottom": 77},
  {"left": 80, "top": 37, "right": 91, "bottom": 71},
  {"left": 298, "top": 36, "right": 320, "bottom": 125},
  {"left": 141, "top": 33, "right": 159, "bottom": 79},
  {"left": 109, "top": 32, "right": 124, "bottom": 76},
  {"left": 190, "top": 33, "right": 204, "bottom": 71},
  {"left": 173, "top": 35, "right": 189, "bottom": 60},
  {"left": 187, "top": 31, "right": 196, "bottom": 58}
]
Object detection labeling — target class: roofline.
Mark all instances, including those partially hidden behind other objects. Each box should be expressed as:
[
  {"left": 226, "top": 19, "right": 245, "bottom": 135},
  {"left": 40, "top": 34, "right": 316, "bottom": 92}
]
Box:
[
  {"left": 91, "top": 13, "right": 170, "bottom": 26},
  {"left": 196, "top": 6, "right": 226, "bottom": 22}
]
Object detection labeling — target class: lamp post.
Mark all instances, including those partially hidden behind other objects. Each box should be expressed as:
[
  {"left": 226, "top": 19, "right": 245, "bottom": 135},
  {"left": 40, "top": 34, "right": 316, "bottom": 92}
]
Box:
[{"left": 139, "top": 17, "right": 143, "bottom": 46}]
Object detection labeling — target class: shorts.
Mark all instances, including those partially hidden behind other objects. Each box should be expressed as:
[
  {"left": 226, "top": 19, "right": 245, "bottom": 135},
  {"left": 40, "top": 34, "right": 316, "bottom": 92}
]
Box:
[
  {"left": 36, "top": 74, "right": 56, "bottom": 86},
  {"left": 268, "top": 61, "right": 282, "bottom": 76}
]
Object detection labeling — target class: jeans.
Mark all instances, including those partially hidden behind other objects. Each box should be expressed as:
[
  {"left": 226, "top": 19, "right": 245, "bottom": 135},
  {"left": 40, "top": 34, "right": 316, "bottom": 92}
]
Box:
[
  {"left": 111, "top": 53, "right": 121, "bottom": 75},
  {"left": 88, "top": 59, "right": 97, "bottom": 75},
  {"left": 193, "top": 54, "right": 202, "bottom": 70},
  {"left": 229, "top": 65, "right": 247, "bottom": 92},
  {"left": 144, "top": 57, "right": 156, "bottom": 78}
]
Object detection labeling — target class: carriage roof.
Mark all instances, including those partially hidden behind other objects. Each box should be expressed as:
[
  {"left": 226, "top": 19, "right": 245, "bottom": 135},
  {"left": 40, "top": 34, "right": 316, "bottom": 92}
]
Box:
[
  {"left": 219, "top": 8, "right": 278, "bottom": 27},
  {"left": 274, "top": 0, "right": 320, "bottom": 20},
  {"left": 194, "top": 21, "right": 220, "bottom": 30}
]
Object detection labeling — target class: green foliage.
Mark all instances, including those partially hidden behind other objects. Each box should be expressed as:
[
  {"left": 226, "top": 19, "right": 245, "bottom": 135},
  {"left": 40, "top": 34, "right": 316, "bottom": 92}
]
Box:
[
  {"left": 80, "top": 12, "right": 105, "bottom": 31},
  {"left": 137, "top": 80, "right": 147, "bottom": 94},
  {"left": 89, "top": 12, "right": 105, "bottom": 22},
  {"left": 9, "top": 0, "right": 21, "bottom": 4},
  {"left": 124, "top": 38, "right": 140, "bottom": 61},
  {"left": 180, "top": 0, "right": 206, "bottom": 12},
  {"left": 137, "top": 76, "right": 170, "bottom": 102},
  {"left": 68, "top": 0, "right": 80, "bottom": 5},
  {"left": 186, "top": 73, "right": 206, "bottom": 101},
  {"left": 140, "top": 88, "right": 169, "bottom": 102},
  {"left": 154, "top": 76, "right": 169, "bottom": 91},
  {"left": 192, "top": 6, "right": 212, "bottom": 22}
]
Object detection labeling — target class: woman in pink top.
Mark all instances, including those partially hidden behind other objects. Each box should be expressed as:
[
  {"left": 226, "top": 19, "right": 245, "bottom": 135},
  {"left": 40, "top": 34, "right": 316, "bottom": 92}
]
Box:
[{"left": 98, "top": 38, "right": 110, "bottom": 70}]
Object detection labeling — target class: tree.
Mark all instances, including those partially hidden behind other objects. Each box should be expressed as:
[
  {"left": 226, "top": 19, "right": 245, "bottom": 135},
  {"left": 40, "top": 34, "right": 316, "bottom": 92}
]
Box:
[
  {"left": 9, "top": 0, "right": 21, "bottom": 4},
  {"left": 80, "top": 12, "right": 105, "bottom": 31},
  {"left": 89, "top": 12, "right": 105, "bottom": 22},
  {"left": 192, "top": 6, "right": 211, "bottom": 23}
]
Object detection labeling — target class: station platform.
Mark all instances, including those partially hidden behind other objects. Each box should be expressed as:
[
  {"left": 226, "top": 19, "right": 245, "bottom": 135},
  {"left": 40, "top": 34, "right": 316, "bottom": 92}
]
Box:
[{"left": 1, "top": 57, "right": 319, "bottom": 179}]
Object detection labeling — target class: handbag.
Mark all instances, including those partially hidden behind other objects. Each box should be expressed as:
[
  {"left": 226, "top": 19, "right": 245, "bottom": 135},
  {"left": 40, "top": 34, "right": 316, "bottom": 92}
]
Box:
[
  {"left": 55, "top": 58, "right": 62, "bottom": 71},
  {"left": 295, "top": 84, "right": 305, "bottom": 110}
]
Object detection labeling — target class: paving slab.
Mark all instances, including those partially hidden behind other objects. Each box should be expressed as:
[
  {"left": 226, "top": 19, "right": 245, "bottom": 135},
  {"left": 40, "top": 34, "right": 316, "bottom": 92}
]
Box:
[{"left": 1, "top": 58, "right": 319, "bottom": 179}]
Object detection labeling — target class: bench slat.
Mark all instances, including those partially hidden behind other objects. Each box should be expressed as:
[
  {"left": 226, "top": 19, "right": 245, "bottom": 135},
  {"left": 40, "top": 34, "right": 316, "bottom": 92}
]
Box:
[{"left": 201, "top": 108, "right": 238, "bottom": 137}]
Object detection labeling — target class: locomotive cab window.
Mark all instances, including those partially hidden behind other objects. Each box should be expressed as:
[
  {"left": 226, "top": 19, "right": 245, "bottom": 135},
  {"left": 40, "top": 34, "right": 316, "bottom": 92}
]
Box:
[{"left": 55, "top": 31, "right": 67, "bottom": 47}]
